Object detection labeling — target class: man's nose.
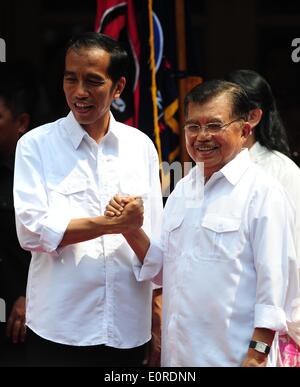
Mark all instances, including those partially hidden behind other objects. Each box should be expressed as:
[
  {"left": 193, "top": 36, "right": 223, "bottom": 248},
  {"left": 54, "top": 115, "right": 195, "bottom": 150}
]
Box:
[
  {"left": 75, "top": 81, "right": 89, "bottom": 98},
  {"left": 196, "top": 127, "right": 212, "bottom": 139}
]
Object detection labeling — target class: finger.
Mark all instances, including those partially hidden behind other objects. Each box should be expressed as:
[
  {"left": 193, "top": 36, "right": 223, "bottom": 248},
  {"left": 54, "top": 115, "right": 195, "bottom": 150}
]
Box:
[
  {"left": 12, "top": 319, "right": 23, "bottom": 344},
  {"left": 106, "top": 204, "right": 122, "bottom": 216},
  {"left": 114, "top": 195, "right": 128, "bottom": 206},
  {"left": 115, "top": 194, "right": 136, "bottom": 205},
  {"left": 6, "top": 317, "right": 13, "bottom": 338},
  {"left": 135, "top": 197, "right": 144, "bottom": 206},
  {"left": 20, "top": 323, "right": 26, "bottom": 343},
  {"left": 105, "top": 210, "right": 117, "bottom": 217},
  {"left": 110, "top": 198, "right": 125, "bottom": 212}
]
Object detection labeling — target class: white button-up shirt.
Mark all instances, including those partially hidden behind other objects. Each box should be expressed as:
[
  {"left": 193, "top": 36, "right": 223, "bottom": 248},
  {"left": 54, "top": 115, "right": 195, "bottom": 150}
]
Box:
[
  {"left": 134, "top": 150, "right": 299, "bottom": 366},
  {"left": 14, "top": 112, "right": 163, "bottom": 347},
  {"left": 249, "top": 141, "right": 300, "bottom": 268}
]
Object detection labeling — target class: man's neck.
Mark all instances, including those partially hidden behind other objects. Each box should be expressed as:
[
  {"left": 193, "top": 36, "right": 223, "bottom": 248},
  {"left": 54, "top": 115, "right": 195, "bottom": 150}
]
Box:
[{"left": 81, "top": 114, "right": 110, "bottom": 144}]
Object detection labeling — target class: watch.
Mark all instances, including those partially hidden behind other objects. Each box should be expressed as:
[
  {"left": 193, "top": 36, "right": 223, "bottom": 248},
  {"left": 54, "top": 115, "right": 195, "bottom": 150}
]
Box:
[{"left": 249, "top": 340, "right": 271, "bottom": 354}]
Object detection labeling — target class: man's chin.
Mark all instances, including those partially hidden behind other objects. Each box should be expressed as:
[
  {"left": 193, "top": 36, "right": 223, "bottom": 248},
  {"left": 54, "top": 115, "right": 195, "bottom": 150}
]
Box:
[{"left": 72, "top": 112, "right": 93, "bottom": 125}]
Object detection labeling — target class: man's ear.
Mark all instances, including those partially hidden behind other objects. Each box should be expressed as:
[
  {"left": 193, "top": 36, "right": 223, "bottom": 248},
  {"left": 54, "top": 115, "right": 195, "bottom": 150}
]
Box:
[
  {"left": 113, "top": 77, "right": 126, "bottom": 99},
  {"left": 248, "top": 108, "right": 263, "bottom": 130},
  {"left": 241, "top": 121, "right": 252, "bottom": 141}
]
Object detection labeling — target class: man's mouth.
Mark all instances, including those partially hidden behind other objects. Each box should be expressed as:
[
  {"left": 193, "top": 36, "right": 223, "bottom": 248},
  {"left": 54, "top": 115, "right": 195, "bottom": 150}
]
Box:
[
  {"left": 195, "top": 144, "right": 218, "bottom": 152},
  {"left": 74, "top": 102, "right": 94, "bottom": 112}
]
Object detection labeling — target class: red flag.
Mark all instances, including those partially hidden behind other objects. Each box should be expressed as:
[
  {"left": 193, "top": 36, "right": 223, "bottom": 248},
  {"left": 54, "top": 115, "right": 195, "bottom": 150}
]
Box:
[{"left": 95, "top": 0, "right": 140, "bottom": 127}]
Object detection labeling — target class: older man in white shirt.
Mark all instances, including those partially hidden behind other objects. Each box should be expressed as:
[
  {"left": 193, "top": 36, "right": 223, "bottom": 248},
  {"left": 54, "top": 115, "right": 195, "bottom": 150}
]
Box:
[
  {"left": 14, "top": 32, "right": 163, "bottom": 366},
  {"left": 106, "top": 80, "right": 299, "bottom": 367}
]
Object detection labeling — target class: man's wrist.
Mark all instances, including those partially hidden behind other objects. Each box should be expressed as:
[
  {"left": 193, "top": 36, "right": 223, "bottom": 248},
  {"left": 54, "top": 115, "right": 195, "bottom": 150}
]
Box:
[
  {"left": 123, "top": 228, "right": 140, "bottom": 238},
  {"left": 247, "top": 347, "right": 268, "bottom": 363},
  {"left": 96, "top": 215, "right": 125, "bottom": 235}
]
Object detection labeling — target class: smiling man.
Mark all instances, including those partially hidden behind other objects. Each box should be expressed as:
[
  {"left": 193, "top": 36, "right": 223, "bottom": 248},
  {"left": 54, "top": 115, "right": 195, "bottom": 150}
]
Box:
[
  {"left": 13, "top": 32, "right": 163, "bottom": 366},
  {"left": 106, "top": 80, "right": 299, "bottom": 367}
]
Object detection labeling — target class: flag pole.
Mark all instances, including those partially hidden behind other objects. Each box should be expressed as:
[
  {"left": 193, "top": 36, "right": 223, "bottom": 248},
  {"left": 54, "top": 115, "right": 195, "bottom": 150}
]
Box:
[{"left": 175, "top": 0, "right": 190, "bottom": 165}]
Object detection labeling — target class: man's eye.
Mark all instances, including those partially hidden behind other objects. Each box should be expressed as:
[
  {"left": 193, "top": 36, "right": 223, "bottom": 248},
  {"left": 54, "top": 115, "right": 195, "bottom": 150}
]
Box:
[
  {"left": 64, "top": 77, "right": 76, "bottom": 82},
  {"left": 186, "top": 125, "right": 199, "bottom": 131},
  {"left": 88, "top": 79, "right": 105, "bottom": 86},
  {"left": 206, "top": 123, "right": 222, "bottom": 131}
]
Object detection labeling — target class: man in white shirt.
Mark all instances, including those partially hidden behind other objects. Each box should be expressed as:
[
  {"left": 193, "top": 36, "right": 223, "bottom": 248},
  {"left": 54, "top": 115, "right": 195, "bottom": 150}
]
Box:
[
  {"left": 13, "top": 32, "right": 163, "bottom": 366},
  {"left": 106, "top": 80, "right": 299, "bottom": 366}
]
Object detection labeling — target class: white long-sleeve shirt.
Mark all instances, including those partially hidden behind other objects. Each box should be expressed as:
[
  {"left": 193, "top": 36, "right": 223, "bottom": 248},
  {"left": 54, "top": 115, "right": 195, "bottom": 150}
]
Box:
[
  {"left": 249, "top": 141, "right": 300, "bottom": 268},
  {"left": 14, "top": 112, "right": 163, "bottom": 348},
  {"left": 134, "top": 149, "right": 299, "bottom": 366}
]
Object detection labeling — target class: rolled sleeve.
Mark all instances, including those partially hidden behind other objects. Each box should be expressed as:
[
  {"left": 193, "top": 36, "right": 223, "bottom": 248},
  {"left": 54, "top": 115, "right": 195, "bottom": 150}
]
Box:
[
  {"left": 254, "top": 304, "right": 287, "bottom": 332},
  {"left": 40, "top": 212, "right": 71, "bottom": 254},
  {"left": 133, "top": 240, "right": 163, "bottom": 285},
  {"left": 14, "top": 135, "right": 70, "bottom": 256}
]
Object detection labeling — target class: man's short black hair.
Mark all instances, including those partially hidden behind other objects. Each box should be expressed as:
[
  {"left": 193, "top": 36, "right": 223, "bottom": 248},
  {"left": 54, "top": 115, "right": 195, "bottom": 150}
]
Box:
[
  {"left": 66, "top": 32, "right": 129, "bottom": 85},
  {"left": 184, "top": 79, "right": 251, "bottom": 120}
]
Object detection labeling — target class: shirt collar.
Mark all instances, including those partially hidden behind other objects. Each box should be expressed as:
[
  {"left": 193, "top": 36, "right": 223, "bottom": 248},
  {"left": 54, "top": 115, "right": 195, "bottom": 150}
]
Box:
[
  {"left": 64, "top": 111, "right": 119, "bottom": 150},
  {"left": 105, "top": 113, "right": 119, "bottom": 142},
  {"left": 216, "top": 148, "right": 252, "bottom": 186},
  {"left": 190, "top": 149, "right": 252, "bottom": 187},
  {"left": 64, "top": 112, "right": 87, "bottom": 149},
  {"left": 207, "top": 148, "right": 251, "bottom": 185}
]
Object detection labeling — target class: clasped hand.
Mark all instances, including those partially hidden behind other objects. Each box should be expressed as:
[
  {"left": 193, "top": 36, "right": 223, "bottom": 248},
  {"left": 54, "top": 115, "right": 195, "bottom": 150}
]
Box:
[{"left": 105, "top": 195, "right": 144, "bottom": 232}]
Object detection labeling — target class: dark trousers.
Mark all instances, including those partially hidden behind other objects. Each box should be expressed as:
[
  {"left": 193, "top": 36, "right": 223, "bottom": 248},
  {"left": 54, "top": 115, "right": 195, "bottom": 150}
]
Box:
[
  {"left": 0, "top": 324, "right": 27, "bottom": 367},
  {"left": 26, "top": 328, "right": 147, "bottom": 367}
]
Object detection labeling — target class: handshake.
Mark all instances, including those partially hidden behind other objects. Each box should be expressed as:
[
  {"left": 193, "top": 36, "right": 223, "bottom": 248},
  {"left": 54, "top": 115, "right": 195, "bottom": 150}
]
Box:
[{"left": 105, "top": 195, "right": 144, "bottom": 234}]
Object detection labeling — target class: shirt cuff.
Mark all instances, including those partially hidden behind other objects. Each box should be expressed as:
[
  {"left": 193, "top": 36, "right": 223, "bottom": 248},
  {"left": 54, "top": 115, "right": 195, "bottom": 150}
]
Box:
[
  {"left": 132, "top": 240, "right": 163, "bottom": 285},
  {"left": 39, "top": 212, "right": 71, "bottom": 255},
  {"left": 254, "top": 303, "right": 287, "bottom": 333}
]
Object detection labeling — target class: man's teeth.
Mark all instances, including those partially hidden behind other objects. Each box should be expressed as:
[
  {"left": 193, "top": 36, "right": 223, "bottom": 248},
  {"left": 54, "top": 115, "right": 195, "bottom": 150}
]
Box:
[
  {"left": 75, "top": 103, "right": 91, "bottom": 108},
  {"left": 196, "top": 146, "right": 216, "bottom": 151}
]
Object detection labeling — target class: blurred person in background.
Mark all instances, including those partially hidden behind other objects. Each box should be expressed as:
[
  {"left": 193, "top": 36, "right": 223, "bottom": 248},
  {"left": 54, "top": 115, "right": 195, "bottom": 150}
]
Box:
[{"left": 0, "top": 62, "right": 38, "bottom": 366}]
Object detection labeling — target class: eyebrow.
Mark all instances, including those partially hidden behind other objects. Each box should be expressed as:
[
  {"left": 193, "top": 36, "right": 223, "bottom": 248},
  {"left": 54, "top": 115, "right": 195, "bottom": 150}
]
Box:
[
  {"left": 63, "top": 71, "right": 105, "bottom": 81},
  {"left": 185, "top": 117, "right": 223, "bottom": 124},
  {"left": 63, "top": 71, "right": 76, "bottom": 77}
]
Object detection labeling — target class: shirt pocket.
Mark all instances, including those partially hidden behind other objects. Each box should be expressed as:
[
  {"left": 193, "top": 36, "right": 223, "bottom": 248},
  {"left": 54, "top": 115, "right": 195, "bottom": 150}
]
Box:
[
  {"left": 200, "top": 214, "right": 241, "bottom": 261},
  {"left": 47, "top": 178, "right": 88, "bottom": 213},
  {"left": 164, "top": 211, "right": 185, "bottom": 261}
]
